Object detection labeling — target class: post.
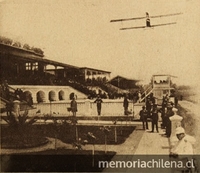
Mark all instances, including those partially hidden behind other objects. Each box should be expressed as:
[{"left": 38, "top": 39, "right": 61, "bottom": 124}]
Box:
[
  {"left": 50, "top": 100, "right": 52, "bottom": 116},
  {"left": 92, "top": 144, "right": 95, "bottom": 167},
  {"left": 169, "top": 108, "right": 183, "bottom": 150},
  {"left": 75, "top": 124, "right": 78, "bottom": 141},
  {"left": 114, "top": 126, "right": 117, "bottom": 143},
  {"left": 105, "top": 135, "right": 107, "bottom": 154}
]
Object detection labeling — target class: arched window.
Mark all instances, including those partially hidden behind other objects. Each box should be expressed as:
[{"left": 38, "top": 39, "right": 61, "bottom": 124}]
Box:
[
  {"left": 37, "top": 91, "right": 45, "bottom": 103},
  {"left": 24, "top": 91, "right": 33, "bottom": 105},
  {"left": 59, "top": 90, "right": 65, "bottom": 100},
  {"left": 49, "top": 90, "right": 56, "bottom": 101}
]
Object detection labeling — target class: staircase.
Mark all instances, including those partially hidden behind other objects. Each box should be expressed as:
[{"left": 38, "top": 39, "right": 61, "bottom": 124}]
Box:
[
  {"left": 0, "top": 84, "right": 35, "bottom": 113},
  {"left": 140, "top": 84, "right": 153, "bottom": 103}
]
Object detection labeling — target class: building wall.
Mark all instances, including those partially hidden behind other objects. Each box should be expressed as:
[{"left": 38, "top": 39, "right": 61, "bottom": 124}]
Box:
[{"left": 10, "top": 85, "right": 88, "bottom": 103}]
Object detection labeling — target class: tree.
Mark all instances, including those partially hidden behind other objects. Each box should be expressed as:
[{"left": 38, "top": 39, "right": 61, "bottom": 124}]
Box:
[
  {"left": 12, "top": 41, "right": 22, "bottom": 48},
  {"left": 23, "top": 43, "right": 31, "bottom": 50},
  {"left": 0, "top": 36, "right": 13, "bottom": 45},
  {"left": 2, "top": 109, "right": 40, "bottom": 148},
  {"left": 31, "top": 47, "right": 44, "bottom": 55}
]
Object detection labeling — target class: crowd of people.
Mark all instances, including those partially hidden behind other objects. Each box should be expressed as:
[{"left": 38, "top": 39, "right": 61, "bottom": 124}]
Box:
[
  {"left": 138, "top": 92, "right": 176, "bottom": 135},
  {"left": 138, "top": 93, "right": 197, "bottom": 172}
]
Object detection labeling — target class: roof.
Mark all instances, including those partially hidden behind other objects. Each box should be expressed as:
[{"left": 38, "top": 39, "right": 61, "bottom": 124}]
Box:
[
  {"left": 0, "top": 43, "right": 79, "bottom": 69},
  {"left": 80, "top": 67, "right": 111, "bottom": 73},
  {"left": 0, "top": 43, "right": 44, "bottom": 58},
  {"left": 0, "top": 43, "right": 111, "bottom": 72},
  {"left": 152, "top": 74, "right": 178, "bottom": 78},
  {"left": 110, "top": 75, "right": 140, "bottom": 82}
]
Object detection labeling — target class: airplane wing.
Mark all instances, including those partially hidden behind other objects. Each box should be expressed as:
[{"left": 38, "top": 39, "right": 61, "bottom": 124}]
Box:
[
  {"left": 150, "top": 12, "right": 183, "bottom": 19},
  {"left": 120, "top": 25, "right": 146, "bottom": 30},
  {"left": 110, "top": 16, "right": 145, "bottom": 22},
  {"left": 110, "top": 12, "right": 182, "bottom": 23},
  {"left": 151, "top": 22, "right": 177, "bottom": 27},
  {"left": 120, "top": 22, "right": 176, "bottom": 30}
]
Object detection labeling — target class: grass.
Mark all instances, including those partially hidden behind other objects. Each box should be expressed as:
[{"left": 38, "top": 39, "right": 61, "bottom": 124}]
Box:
[
  {"left": 39, "top": 124, "right": 136, "bottom": 145},
  {"left": 1, "top": 124, "right": 136, "bottom": 148}
]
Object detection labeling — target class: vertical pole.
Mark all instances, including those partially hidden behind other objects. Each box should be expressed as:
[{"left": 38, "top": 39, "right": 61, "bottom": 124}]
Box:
[
  {"left": 114, "top": 126, "right": 117, "bottom": 143},
  {"left": 55, "top": 123, "right": 57, "bottom": 150},
  {"left": 92, "top": 144, "right": 95, "bottom": 167},
  {"left": 50, "top": 101, "right": 52, "bottom": 116},
  {"left": 105, "top": 135, "right": 107, "bottom": 154},
  {"left": 75, "top": 125, "right": 78, "bottom": 141}
]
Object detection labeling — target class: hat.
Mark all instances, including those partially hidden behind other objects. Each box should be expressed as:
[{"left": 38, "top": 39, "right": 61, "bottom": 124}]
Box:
[{"left": 175, "top": 127, "right": 185, "bottom": 135}]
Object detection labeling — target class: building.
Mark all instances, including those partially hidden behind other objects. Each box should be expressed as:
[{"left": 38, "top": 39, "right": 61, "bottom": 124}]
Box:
[
  {"left": 109, "top": 75, "right": 140, "bottom": 90},
  {"left": 79, "top": 67, "right": 111, "bottom": 83}
]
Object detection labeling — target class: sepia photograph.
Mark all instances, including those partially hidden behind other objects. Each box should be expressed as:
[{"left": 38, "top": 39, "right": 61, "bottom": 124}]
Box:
[{"left": 0, "top": 0, "right": 200, "bottom": 172}]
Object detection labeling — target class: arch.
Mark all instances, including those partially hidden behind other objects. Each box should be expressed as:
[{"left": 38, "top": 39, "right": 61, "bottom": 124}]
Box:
[
  {"left": 24, "top": 90, "right": 32, "bottom": 97},
  {"left": 58, "top": 90, "right": 65, "bottom": 100},
  {"left": 24, "top": 90, "right": 33, "bottom": 105},
  {"left": 37, "top": 90, "right": 46, "bottom": 103},
  {"left": 49, "top": 90, "right": 56, "bottom": 101},
  {"left": 69, "top": 92, "right": 75, "bottom": 100}
]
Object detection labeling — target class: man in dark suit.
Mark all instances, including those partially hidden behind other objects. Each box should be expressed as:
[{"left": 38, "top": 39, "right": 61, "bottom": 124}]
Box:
[
  {"left": 151, "top": 104, "right": 159, "bottom": 133},
  {"left": 123, "top": 95, "right": 129, "bottom": 115},
  {"left": 139, "top": 106, "right": 149, "bottom": 130},
  {"left": 94, "top": 95, "right": 103, "bottom": 116}
]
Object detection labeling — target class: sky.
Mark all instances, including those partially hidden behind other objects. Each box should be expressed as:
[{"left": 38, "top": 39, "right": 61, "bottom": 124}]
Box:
[{"left": 0, "top": 0, "right": 200, "bottom": 86}]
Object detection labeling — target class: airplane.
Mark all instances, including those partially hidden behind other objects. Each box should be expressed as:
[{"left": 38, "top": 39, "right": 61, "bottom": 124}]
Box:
[{"left": 110, "top": 12, "right": 182, "bottom": 30}]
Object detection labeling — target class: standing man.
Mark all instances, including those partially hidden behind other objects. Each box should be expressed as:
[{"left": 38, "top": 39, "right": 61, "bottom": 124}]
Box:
[
  {"left": 146, "top": 96, "right": 151, "bottom": 118},
  {"left": 94, "top": 95, "right": 103, "bottom": 116},
  {"left": 139, "top": 106, "right": 149, "bottom": 130},
  {"left": 123, "top": 95, "right": 129, "bottom": 115},
  {"left": 151, "top": 104, "right": 159, "bottom": 133},
  {"left": 149, "top": 93, "right": 156, "bottom": 105},
  {"left": 70, "top": 97, "right": 77, "bottom": 116},
  {"left": 165, "top": 104, "right": 174, "bottom": 137}
]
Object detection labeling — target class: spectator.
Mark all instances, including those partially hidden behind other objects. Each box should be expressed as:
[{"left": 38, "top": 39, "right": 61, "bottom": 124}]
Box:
[
  {"left": 123, "top": 95, "right": 129, "bottom": 115},
  {"left": 139, "top": 106, "right": 149, "bottom": 130},
  {"left": 170, "top": 127, "right": 196, "bottom": 156},
  {"left": 94, "top": 95, "right": 103, "bottom": 116},
  {"left": 70, "top": 97, "right": 77, "bottom": 116},
  {"left": 170, "top": 127, "right": 196, "bottom": 173},
  {"left": 146, "top": 96, "right": 151, "bottom": 118},
  {"left": 165, "top": 104, "right": 174, "bottom": 137},
  {"left": 149, "top": 93, "right": 156, "bottom": 105},
  {"left": 151, "top": 104, "right": 159, "bottom": 133}
]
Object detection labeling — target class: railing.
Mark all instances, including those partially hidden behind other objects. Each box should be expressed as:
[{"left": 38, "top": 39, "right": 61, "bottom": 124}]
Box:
[
  {"left": 0, "top": 84, "right": 34, "bottom": 112},
  {"left": 140, "top": 85, "right": 153, "bottom": 103},
  {"left": 25, "top": 99, "right": 137, "bottom": 117}
]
